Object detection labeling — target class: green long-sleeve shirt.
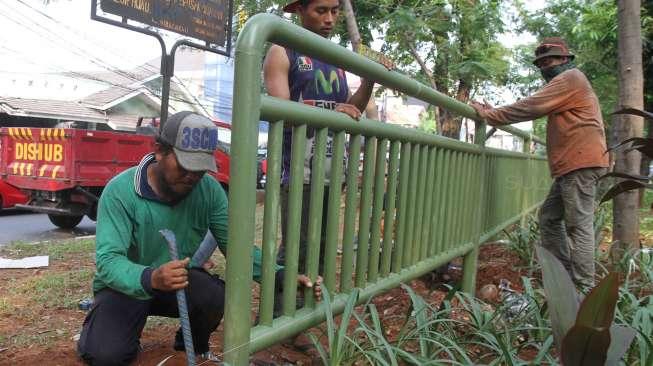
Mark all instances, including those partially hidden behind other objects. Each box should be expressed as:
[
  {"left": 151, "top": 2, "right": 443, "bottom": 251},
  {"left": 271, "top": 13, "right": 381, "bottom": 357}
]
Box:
[{"left": 92, "top": 153, "right": 275, "bottom": 300}]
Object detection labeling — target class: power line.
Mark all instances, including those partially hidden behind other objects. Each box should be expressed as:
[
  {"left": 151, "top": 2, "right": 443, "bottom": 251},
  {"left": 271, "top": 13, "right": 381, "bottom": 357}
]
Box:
[{"left": 0, "top": 6, "right": 232, "bottom": 112}]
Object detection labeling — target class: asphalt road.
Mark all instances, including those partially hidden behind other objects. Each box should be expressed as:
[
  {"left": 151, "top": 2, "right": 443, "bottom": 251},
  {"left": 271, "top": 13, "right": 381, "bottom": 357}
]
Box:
[{"left": 0, "top": 209, "right": 96, "bottom": 246}]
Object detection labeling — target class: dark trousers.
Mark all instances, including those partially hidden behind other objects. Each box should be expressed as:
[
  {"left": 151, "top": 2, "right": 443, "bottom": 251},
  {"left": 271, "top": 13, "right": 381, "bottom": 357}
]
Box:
[
  {"left": 77, "top": 269, "right": 225, "bottom": 366},
  {"left": 278, "top": 184, "right": 330, "bottom": 274}
]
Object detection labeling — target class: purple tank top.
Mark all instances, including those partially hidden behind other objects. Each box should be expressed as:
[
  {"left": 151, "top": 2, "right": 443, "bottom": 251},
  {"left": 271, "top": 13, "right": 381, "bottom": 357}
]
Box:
[{"left": 282, "top": 48, "right": 350, "bottom": 185}]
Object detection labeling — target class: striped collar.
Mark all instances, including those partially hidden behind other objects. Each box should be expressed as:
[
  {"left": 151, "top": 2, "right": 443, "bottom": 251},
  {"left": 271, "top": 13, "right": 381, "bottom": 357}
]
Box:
[{"left": 133, "top": 153, "right": 158, "bottom": 200}]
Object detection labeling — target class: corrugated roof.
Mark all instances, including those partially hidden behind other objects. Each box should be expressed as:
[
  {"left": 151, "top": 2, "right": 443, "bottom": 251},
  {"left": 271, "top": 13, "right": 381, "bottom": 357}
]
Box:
[
  {"left": 0, "top": 97, "right": 106, "bottom": 122},
  {"left": 0, "top": 97, "right": 145, "bottom": 131}
]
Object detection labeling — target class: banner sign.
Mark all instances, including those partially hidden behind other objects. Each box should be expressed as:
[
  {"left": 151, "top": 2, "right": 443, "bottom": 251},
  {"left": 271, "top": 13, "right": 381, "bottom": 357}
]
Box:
[{"left": 101, "top": 0, "right": 229, "bottom": 46}]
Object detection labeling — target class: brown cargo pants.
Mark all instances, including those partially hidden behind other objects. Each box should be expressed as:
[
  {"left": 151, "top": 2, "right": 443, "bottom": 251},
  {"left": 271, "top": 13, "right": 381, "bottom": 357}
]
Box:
[{"left": 539, "top": 167, "right": 607, "bottom": 289}]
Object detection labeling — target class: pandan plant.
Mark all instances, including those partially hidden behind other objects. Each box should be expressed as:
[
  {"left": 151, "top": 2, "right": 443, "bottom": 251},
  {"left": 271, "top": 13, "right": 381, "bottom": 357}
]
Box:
[
  {"left": 599, "top": 108, "right": 653, "bottom": 203},
  {"left": 536, "top": 246, "right": 636, "bottom": 365}
]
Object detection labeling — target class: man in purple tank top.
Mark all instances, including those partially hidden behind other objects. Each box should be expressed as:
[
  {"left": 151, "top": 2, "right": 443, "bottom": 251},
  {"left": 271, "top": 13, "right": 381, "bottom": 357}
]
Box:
[{"left": 263, "top": 0, "right": 378, "bottom": 280}]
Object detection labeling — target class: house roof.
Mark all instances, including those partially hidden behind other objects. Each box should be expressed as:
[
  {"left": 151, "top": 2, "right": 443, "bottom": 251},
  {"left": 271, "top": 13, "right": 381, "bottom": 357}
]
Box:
[
  {"left": 0, "top": 97, "right": 144, "bottom": 131},
  {"left": 0, "top": 50, "right": 207, "bottom": 130}
]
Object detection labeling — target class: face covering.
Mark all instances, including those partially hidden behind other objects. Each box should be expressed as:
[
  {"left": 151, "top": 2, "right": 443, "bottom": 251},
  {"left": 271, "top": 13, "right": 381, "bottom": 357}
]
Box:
[{"left": 540, "top": 61, "right": 576, "bottom": 82}]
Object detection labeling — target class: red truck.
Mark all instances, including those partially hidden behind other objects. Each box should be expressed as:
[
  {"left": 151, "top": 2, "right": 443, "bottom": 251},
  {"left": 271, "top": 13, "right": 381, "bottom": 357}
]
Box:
[{"left": 0, "top": 121, "right": 231, "bottom": 229}]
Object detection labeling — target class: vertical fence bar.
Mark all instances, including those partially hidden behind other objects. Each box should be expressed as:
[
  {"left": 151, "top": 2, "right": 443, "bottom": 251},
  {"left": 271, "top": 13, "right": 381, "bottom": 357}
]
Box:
[
  {"left": 258, "top": 120, "right": 283, "bottom": 326},
  {"left": 462, "top": 121, "right": 487, "bottom": 295},
  {"left": 368, "top": 138, "right": 389, "bottom": 282},
  {"left": 485, "top": 156, "right": 495, "bottom": 230},
  {"left": 420, "top": 147, "right": 436, "bottom": 261},
  {"left": 412, "top": 144, "right": 429, "bottom": 264},
  {"left": 444, "top": 152, "right": 460, "bottom": 251},
  {"left": 223, "top": 28, "right": 265, "bottom": 363},
  {"left": 403, "top": 144, "right": 420, "bottom": 267},
  {"left": 356, "top": 137, "right": 377, "bottom": 288},
  {"left": 428, "top": 149, "right": 444, "bottom": 257},
  {"left": 435, "top": 150, "right": 451, "bottom": 254},
  {"left": 393, "top": 142, "right": 411, "bottom": 273},
  {"left": 458, "top": 153, "right": 473, "bottom": 244},
  {"left": 381, "top": 141, "right": 400, "bottom": 276},
  {"left": 282, "top": 124, "right": 308, "bottom": 315},
  {"left": 469, "top": 155, "right": 481, "bottom": 241},
  {"left": 340, "top": 134, "right": 362, "bottom": 293},
  {"left": 520, "top": 136, "right": 532, "bottom": 227},
  {"left": 452, "top": 153, "right": 465, "bottom": 246},
  {"left": 304, "top": 128, "right": 327, "bottom": 308},
  {"left": 455, "top": 152, "right": 467, "bottom": 246},
  {"left": 323, "top": 131, "right": 346, "bottom": 295}
]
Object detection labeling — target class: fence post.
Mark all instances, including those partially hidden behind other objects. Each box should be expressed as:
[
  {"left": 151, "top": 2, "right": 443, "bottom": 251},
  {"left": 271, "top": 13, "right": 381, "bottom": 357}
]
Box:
[{"left": 462, "top": 120, "right": 487, "bottom": 295}]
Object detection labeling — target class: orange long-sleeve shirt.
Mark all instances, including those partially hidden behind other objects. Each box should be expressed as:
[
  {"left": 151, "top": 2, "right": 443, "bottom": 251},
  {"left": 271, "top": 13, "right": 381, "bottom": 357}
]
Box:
[{"left": 484, "top": 69, "right": 609, "bottom": 178}]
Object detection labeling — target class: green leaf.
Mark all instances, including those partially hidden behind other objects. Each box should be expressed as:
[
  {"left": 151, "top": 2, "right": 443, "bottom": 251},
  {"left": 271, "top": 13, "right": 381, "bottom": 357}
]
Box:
[
  {"left": 367, "top": 304, "right": 398, "bottom": 366},
  {"left": 575, "top": 273, "right": 619, "bottom": 329},
  {"left": 600, "top": 180, "right": 651, "bottom": 203},
  {"left": 598, "top": 171, "right": 651, "bottom": 182},
  {"left": 321, "top": 285, "right": 336, "bottom": 356},
  {"left": 308, "top": 333, "right": 329, "bottom": 366},
  {"left": 624, "top": 142, "right": 653, "bottom": 159},
  {"left": 335, "top": 288, "right": 359, "bottom": 361},
  {"left": 605, "top": 137, "right": 653, "bottom": 154},
  {"left": 533, "top": 335, "right": 555, "bottom": 364},
  {"left": 561, "top": 325, "right": 611, "bottom": 366},
  {"left": 535, "top": 246, "right": 580, "bottom": 351},
  {"left": 401, "top": 284, "right": 429, "bottom": 358},
  {"left": 612, "top": 107, "right": 653, "bottom": 121},
  {"left": 605, "top": 325, "right": 636, "bottom": 366}
]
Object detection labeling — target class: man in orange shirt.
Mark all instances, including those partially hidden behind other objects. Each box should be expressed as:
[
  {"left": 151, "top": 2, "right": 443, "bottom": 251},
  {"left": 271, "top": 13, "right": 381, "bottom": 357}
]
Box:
[{"left": 471, "top": 38, "right": 609, "bottom": 289}]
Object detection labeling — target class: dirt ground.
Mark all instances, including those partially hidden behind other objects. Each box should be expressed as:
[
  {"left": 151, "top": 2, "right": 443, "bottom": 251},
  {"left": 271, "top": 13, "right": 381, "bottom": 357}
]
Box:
[{"left": 0, "top": 238, "right": 526, "bottom": 365}]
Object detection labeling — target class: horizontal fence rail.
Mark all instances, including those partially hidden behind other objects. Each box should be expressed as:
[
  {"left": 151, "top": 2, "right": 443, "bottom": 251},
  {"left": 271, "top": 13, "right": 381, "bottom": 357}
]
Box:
[{"left": 224, "top": 14, "right": 550, "bottom": 365}]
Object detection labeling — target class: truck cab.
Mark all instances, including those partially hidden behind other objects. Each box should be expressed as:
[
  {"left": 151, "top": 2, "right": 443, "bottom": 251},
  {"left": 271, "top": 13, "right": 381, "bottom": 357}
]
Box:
[{"left": 0, "top": 119, "right": 231, "bottom": 229}]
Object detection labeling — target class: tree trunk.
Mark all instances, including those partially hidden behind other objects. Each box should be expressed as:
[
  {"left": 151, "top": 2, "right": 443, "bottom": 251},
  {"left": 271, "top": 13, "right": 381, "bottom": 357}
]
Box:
[
  {"left": 438, "top": 108, "right": 461, "bottom": 139},
  {"left": 437, "top": 78, "right": 471, "bottom": 139},
  {"left": 613, "top": 0, "right": 644, "bottom": 255},
  {"left": 341, "top": 0, "right": 362, "bottom": 52},
  {"left": 342, "top": 0, "right": 381, "bottom": 124}
]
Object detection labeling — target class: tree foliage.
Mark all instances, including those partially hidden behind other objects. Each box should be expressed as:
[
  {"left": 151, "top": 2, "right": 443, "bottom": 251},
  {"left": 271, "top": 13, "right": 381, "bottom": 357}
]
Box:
[
  {"left": 233, "top": 0, "right": 513, "bottom": 139},
  {"left": 340, "top": 0, "right": 511, "bottom": 138},
  {"left": 514, "top": 0, "right": 653, "bottom": 130}
]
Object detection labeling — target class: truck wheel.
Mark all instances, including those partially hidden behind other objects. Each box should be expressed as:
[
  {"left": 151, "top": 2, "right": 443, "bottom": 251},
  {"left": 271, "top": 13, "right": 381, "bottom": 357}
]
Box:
[{"left": 48, "top": 214, "right": 83, "bottom": 229}]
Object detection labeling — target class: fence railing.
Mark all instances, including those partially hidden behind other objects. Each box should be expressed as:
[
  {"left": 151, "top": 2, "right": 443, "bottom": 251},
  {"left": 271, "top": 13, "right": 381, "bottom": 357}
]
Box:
[{"left": 223, "top": 14, "right": 550, "bottom": 365}]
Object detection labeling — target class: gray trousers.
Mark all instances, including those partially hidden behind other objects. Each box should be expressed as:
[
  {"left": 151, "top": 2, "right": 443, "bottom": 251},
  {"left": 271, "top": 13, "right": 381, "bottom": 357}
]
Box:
[{"left": 539, "top": 167, "right": 606, "bottom": 288}]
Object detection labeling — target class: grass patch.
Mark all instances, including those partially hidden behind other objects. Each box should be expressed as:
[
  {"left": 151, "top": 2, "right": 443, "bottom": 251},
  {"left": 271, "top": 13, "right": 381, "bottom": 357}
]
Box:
[
  {"left": 0, "top": 238, "right": 95, "bottom": 260},
  {"left": 144, "top": 316, "right": 180, "bottom": 331},
  {"left": 2, "top": 331, "right": 65, "bottom": 348},
  {"left": 17, "top": 269, "right": 94, "bottom": 309}
]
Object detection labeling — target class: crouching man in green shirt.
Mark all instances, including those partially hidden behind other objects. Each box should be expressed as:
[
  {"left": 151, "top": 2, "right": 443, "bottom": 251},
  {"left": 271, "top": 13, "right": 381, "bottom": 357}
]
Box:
[{"left": 77, "top": 112, "right": 321, "bottom": 365}]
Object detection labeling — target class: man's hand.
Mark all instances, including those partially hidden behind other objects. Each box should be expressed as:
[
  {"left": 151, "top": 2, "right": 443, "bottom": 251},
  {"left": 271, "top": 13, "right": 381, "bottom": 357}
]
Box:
[
  {"left": 335, "top": 103, "right": 362, "bottom": 120},
  {"left": 297, "top": 274, "right": 323, "bottom": 302},
  {"left": 470, "top": 100, "right": 498, "bottom": 126},
  {"left": 151, "top": 258, "right": 190, "bottom": 291}
]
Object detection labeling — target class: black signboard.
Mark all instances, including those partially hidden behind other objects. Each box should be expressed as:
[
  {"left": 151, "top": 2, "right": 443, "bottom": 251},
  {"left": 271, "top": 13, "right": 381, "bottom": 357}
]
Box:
[{"left": 101, "top": 0, "right": 229, "bottom": 47}]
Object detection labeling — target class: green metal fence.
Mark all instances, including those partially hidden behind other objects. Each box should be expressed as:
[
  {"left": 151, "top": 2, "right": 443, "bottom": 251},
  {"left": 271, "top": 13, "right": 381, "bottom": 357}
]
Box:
[{"left": 223, "top": 14, "right": 550, "bottom": 365}]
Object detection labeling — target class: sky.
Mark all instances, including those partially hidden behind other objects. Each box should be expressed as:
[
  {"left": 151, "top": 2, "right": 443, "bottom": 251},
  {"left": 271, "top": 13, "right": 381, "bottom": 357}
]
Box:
[
  {"left": 0, "top": 0, "right": 545, "bottom": 124},
  {"left": 0, "top": 0, "right": 182, "bottom": 75},
  {"left": 0, "top": 0, "right": 544, "bottom": 72}
]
